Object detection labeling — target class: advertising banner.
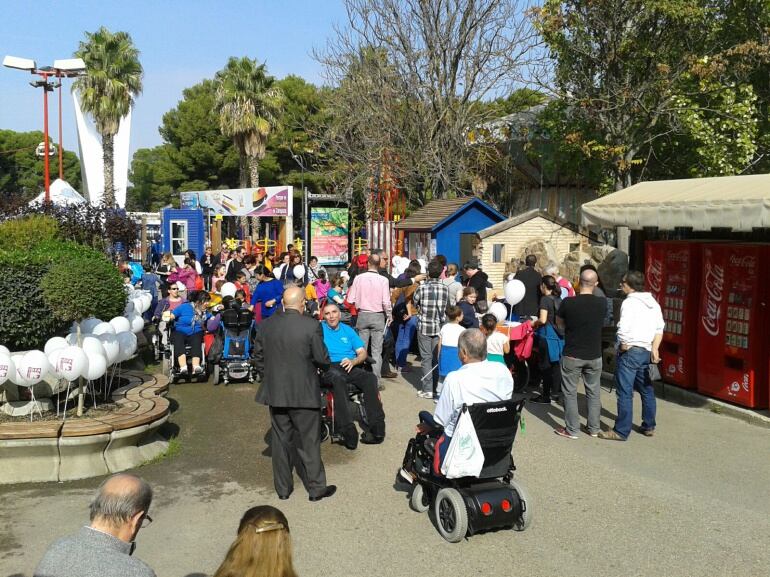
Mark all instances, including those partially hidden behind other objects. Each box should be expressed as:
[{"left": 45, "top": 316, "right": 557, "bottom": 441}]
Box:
[
  {"left": 310, "top": 207, "right": 349, "bottom": 266},
  {"left": 180, "top": 187, "right": 293, "bottom": 217}
]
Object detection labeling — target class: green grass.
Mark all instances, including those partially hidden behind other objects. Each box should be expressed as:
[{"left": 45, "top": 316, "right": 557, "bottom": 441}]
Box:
[
  {"left": 142, "top": 436, "right": 181, "bottom": 466},
  {"left": 709, "top": 404, "right": 723, "bottom": 414}
]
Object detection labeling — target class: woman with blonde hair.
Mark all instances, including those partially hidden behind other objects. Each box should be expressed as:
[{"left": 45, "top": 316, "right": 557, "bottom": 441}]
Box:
[{"left": 213, "top": 506, "right": 297, "bottom": 577}]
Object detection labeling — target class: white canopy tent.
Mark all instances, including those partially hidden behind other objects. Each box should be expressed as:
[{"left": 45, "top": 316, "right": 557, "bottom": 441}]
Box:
[
  {"left": 28, "top": 178, "right": 87, "bottom": 206},
  {"left": 581, "top": 174, "right": 770, "bottom": 231}
]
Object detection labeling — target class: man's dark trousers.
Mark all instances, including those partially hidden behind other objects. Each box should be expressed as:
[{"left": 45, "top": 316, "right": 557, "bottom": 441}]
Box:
[
  {"left": 269, "top": 407, "right": 327, "bottom": 498},
  {"left": 322, "top": 364, "right": 385, "bottom": 436}
]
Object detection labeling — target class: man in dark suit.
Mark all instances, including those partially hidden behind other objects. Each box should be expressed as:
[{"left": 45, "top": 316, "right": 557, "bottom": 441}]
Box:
[
  {"left": 254, "top": 286, "right": 337, "bottom": 502},
  {"left": 513, "top": 255, "right": 542, "bottom": 318}
]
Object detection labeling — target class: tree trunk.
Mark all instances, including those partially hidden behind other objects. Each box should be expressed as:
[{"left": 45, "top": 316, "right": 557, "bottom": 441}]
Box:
[
  {"left": 248, "top": 156, "right": 261, "bottom": 242},
  {"left": 102, "top": 133, "right": 116, "bottom": 207},
  {"left": 238, "top": 153, "right": 249, "bottom": 239}
]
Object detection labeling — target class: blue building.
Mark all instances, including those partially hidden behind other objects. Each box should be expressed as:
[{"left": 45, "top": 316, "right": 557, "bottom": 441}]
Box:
[
  {"left": 395, "top": 197, "right": 505, "bottom": 267},
  {"left": 161, "top": 208, "right": 206, "bottom": 266}
]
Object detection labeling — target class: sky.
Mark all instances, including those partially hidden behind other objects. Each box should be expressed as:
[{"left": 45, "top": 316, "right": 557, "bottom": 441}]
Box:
[{"left": 0, "top": 0, "right": 347, "bottom": 158}]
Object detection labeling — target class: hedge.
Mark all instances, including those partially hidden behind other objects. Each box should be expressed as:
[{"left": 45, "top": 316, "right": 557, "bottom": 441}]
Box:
[{"left": 0, "top": 216, "right": 127, "bottom": 350}]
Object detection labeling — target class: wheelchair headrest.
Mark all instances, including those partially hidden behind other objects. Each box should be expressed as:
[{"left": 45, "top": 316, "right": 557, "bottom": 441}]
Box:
[{"left": 221, "top": 307, "right": 253, "bottom": 330}]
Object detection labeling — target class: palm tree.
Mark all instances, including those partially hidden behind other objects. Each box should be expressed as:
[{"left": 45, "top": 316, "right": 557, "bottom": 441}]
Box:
[
  {"left": 74, "top": 27, "right": 143, "bottom": 206},
  {"left": 215, "top": 57, "right": 284, "bottom": 238}
]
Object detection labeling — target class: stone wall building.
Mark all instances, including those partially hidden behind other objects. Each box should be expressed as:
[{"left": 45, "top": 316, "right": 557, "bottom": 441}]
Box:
[{"left": 477, "top": 209, "right": 599, "bottom": 288}]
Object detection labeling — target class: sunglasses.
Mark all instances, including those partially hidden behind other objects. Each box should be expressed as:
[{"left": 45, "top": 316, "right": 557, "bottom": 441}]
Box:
[{"left": 169, "top": 287, "right": 179, "bottom": 290}]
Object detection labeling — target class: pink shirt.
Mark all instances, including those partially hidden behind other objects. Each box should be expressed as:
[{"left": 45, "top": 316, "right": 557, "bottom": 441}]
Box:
[{"left": 346, "top": 270, "right": 392, "bottom": 320}]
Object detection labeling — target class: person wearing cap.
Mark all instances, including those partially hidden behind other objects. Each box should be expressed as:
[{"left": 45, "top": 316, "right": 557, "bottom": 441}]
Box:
[{"left": 462, "top": 258, "right": 490, "bottom": 312}]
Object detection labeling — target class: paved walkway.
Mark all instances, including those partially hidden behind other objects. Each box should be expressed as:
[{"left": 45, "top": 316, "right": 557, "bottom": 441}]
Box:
[{"left": 2, "top": 366, "right": 769, "bottom": 577}]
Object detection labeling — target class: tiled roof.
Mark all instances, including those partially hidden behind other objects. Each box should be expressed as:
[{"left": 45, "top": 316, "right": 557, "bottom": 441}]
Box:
[{"left": 394, "top": 197, "right": 474, "bottom": 230}]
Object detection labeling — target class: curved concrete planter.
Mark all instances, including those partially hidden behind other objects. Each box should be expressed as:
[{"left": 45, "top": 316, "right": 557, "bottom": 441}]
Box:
[{"left": 0, "top": 372, "right": 170, "bottom": 484}]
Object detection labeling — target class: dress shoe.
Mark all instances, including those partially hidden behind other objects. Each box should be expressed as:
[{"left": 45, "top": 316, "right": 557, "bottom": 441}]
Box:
[
  {"left": 278, "top": 490, "right": 293, "bottom": 500},
  {"left": 309, "top": 485, "right": 337, "bottom": 502},
  {"left": 341, "top": 425, "right": 359, "bottom": 450},
  {"left": 360, "top": 431, "right": 385, "bottom": 444},
  {"left": 381, "top": 371, "right": 398, "bottom": 379}
]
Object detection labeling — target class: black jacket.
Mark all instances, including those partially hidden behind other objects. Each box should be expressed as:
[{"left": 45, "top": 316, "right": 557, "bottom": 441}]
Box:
[
  {"left": 465, "top": 270, "right": 489, "bottom": 302},
  {"left": 378, "top": 267, "right": 412, "bottom": 289},
  {"left": 254, "top": 309, "right": 331, "bottom": 408},
  {"left": 513, "top": 266, "right": 542, "bottom": 318}
]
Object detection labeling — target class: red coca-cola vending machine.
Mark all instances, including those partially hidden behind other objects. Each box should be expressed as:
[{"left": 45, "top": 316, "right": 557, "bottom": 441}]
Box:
[
  {"left": 645, "top": 241, "right": 702, "bottom": 389},
  {"left": 697, "top": 243, "right": 770, "bottom": 408}
]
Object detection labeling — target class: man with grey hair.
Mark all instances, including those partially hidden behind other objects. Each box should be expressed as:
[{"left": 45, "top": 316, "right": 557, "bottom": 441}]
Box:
[
  {"left": 553, "top": 268, "right": 606, "bottom": 439},
  {"left": 400, "top": 329, "right": 513, "bottom": 479},
  {"left": 34, "top": 473, "right": 155, "bottom": 577}
]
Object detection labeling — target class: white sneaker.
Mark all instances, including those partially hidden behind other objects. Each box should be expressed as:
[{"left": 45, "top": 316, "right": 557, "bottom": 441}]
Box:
[
  {"left": 192, "top": 365, "right": 204, "bottom": 375},
  {"left": 417, "top": 391, "right": 433, "bottom": 399}
]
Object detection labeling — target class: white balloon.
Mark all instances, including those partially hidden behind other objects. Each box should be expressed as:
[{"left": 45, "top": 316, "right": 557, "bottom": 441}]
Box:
[
  {"left": 44, "top": 336, "right": 68, "bottom": 356},
  {"left": 65, "top": 332, "right": 79, "bottom": 346},
  {"left": 124, "top": 300, "right": 135, "bottom": 315},
  {"left": 141, "top": 293, "right": 152, "bottom": 312},
  {"left": 129, "top": 314, "right": 145, "bottom": 334},
  {"left": 99, "top": 334, "right": 120, "bottom": 365},
  {"left": 116, "top": 331, "right": 137, "bottom": 361},
  {"left": 292, "top": 265, "right": 305, "bottom": 279},
  {"left": 489, "top": 302, "right": 508, "bottom": 324},
  {"left": 84, "top": 353, "right": 107, "bottom": 381},
  {"left": 55, "top": 346, "right": 89, "bottom": 381},
  {"left": 109, "top": 316, "right": 131, "bottom": 334},
  {"left": 132, "top": 296, "right": 147, "bottom": 314},
  {"left": 220, "top": 282, "right": 236, "bottom": 298},
  {"left": 92, "top": 322, "right": 116, "bottom": 336},
  {"left": 0, "top": 354, "right": 15, "bottom": 385},
  {"left": 81, "top": 335, "right": 107, "bottom": 359},
  {"left": 47, "top": 348, "right": 64, "bottom": 378},
  {"left": 0, "top": 345, "right": 10, "bottom": 356},
  {"left": 504, "top": 279, "right": 526, "bottom": 307},
  {"left": 80, "top": 317, "right": 102, "bottom": 334},
  {"left": 16, "top": 350, "right": 51, "bottom": 386}
]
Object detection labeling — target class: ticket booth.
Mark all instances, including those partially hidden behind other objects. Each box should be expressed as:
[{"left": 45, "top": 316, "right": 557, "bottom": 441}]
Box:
[{"left": 161, "top": 208, "right": 205, "bottom": 266}]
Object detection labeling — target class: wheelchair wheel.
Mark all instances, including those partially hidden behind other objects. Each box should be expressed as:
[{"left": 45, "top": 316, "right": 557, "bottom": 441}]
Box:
[
  {"left": 212, "top": 364, "right": 221, "bottom": 385},
  {"left": 409, "top": 483, "right": 430, "bottom": 513},
  {"left": 509, "top": 479, "right": 533, "bottom": 531},
  {"left": 319, "top": 421, "right": 330, "bottom": 443},
  {"left": 162, "top": 355, "right": 173, "bottom": 380},
  {"left": 434, "top": 488, "right": 468, "bottom": 543}
]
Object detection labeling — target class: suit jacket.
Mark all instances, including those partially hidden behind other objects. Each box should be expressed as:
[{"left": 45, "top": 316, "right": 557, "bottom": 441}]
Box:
[
  {"left": 513, "top": 266, "right": 542, "bottom": 318},
  {"left": 254, "top": 309, "right": 330, "bottom": 408}
]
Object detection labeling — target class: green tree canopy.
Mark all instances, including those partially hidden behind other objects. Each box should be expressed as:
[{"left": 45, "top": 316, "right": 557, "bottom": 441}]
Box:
[{"left": 0, "top": 130, "right": 82, "bottom": 206}]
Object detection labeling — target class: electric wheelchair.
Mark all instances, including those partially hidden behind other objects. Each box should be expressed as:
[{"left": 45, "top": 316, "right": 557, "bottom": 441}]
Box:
[
  {"left": 399, "top": 394, "right": 532, "bottom": 542},
  {"left": 209, "top": 306, "right": 255, "bottom": 385}
]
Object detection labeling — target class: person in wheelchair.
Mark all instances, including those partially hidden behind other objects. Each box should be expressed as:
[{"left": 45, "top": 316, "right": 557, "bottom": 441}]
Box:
[
  {"left": 320, "top": 303, "right": 386, "bottom": 450},
  {"left": 168, "top": 290, "right": 214, "bottom": 376},
  {"left": 404, "top": 328, "right": 512, "bottom": 478}
]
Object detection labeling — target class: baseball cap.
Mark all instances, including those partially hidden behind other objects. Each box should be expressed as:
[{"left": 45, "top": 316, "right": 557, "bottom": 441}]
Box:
[
  {"left": 463, "top": 258, "right": 479, "bottom": 270},
  {"left": 175, "top": 282, "right": 187, "bottom": 291}
]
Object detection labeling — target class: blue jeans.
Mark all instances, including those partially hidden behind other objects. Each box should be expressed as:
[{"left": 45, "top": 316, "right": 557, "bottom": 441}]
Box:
[{"left": 614, "top": 347, "right": 656, "bottom": 439}]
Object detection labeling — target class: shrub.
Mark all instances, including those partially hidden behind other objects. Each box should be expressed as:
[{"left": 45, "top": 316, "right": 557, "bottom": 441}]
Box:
[
  {"left": 0, "top": 229, "right": 126, "bottom": 350},
  {"left": 41, "top": 253, "right": 126, "bottom": 324},
  {"left": 0, "top": 215, "right": 59, "bottom": 251},
  {"left": 0, "top": 260, "right": 69, "bottom": 350}
]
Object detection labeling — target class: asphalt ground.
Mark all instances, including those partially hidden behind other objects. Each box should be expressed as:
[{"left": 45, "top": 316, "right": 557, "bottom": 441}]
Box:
[{"left": 2, "top": 362, "right": 769, "bottom": 577}]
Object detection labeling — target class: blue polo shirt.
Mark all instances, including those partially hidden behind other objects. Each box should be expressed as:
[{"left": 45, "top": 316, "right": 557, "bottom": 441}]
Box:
[{"left": 321, "top": 321, "right": 364, "bottom": 362}]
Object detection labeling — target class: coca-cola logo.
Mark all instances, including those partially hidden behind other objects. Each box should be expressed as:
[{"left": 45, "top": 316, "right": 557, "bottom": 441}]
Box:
[
  {"left": 647, "top": 258, "right": 663, "bottom": 294},
  {"left": 729, "top": 255, "right": 756, "bottom": 268},
  {"left": 701, "top": 259, "right": 724, "bottom": 337}
]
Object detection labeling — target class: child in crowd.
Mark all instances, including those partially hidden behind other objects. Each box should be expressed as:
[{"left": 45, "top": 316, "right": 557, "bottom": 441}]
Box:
[
  {"left": 436, "top": 304, "right": 466, "bottom": 398},
  {"left": 235, "top": 271, "right": 251, "bottom": 303},
  {"left": 480, "top": 313, "right": 510, "bottom": 364},
  {"left": 458, "top": 286, "right": 480, "bottom": 329},
  {"left": 313, "top": 269, "right": 330, "bottom": 302}
]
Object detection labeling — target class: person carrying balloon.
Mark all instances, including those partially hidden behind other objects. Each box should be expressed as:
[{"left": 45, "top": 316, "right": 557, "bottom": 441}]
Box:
[{"left": 168, "top": 291, "right": 215, "bottom": 376}]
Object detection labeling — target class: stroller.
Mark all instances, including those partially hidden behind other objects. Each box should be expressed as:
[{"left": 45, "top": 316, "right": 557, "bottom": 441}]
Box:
[
  {"left": 400, "top": 394, "right": 532, "bottom": 542},
  {"left": 209, "top": 306, "right": 255, "bottom": 385}
]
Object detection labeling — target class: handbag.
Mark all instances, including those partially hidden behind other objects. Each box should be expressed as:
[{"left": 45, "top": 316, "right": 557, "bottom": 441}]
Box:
[{"left": 441, "top": 405, "right": 484, "bottom": 479}]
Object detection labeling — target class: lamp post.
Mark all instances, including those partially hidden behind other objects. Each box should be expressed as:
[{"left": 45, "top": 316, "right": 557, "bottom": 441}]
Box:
[
  {"left": 3, "top": 56, "right": 86, "bottom": 203},
  {"left": 290, "top": 150, "right": 309, "bottom": 263}
]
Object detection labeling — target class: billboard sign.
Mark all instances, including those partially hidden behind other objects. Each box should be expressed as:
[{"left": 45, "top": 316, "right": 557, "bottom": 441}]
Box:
[
  {"left": 310, "top": 207, "right": 349, "bottom": 266},
  {"left": 180, "top": 187, "right": 293, "bottom": 217}
]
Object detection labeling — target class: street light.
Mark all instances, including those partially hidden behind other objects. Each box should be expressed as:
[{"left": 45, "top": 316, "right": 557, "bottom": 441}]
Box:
[
  {"left": 3, "top": 55, "right": 86, "bottom": 202},
  {"left": 290, "top": 149, "right": 309, "bottom": 263}
]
